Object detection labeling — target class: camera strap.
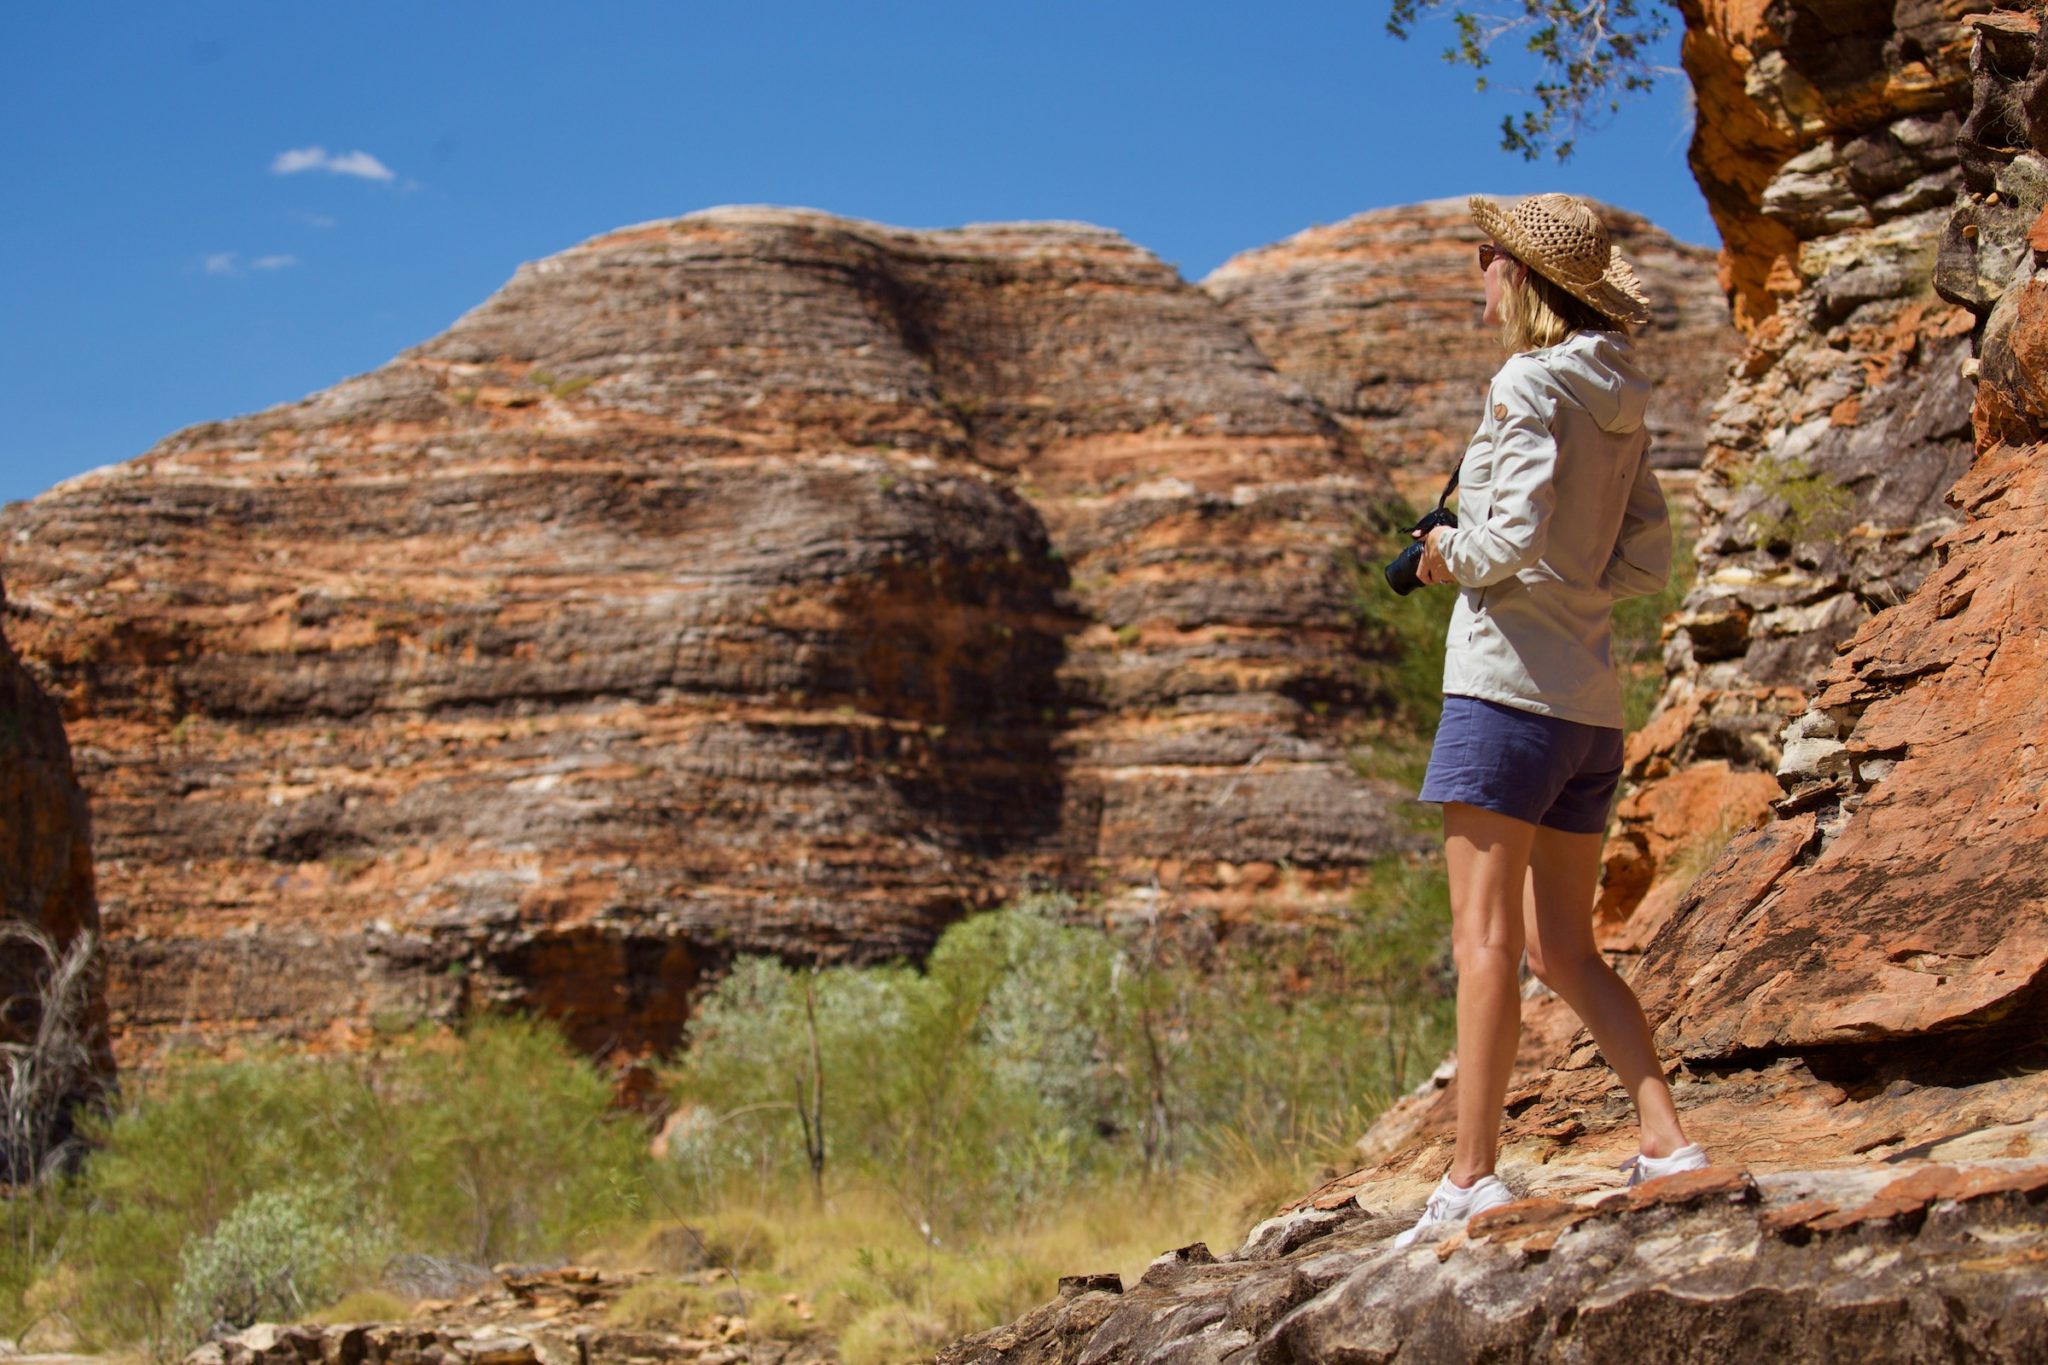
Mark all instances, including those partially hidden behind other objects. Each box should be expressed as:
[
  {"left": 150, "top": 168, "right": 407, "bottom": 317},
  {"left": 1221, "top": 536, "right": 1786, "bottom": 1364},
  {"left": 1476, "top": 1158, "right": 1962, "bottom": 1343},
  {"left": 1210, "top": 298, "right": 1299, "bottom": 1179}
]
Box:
[{"left": 1433, "top": 463, "right": 1461, "bottom": 510}]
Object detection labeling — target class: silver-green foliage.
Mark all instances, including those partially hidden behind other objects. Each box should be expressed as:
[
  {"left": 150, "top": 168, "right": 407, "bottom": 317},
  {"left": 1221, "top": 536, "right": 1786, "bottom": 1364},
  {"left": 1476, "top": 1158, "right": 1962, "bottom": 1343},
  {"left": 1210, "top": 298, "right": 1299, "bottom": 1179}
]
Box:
[
  {"left": 668, "top": 887, "right": 1455, "bottom": 1240},
  {"left": 171, "top": 1187, "right": 346, "bottom": 1334},
  {"left": 673, "top": 897, "right": 1116, "bottom": 1241},
  {"left": 73, "top": 1016, "right": 650, "bottom": 1354}
]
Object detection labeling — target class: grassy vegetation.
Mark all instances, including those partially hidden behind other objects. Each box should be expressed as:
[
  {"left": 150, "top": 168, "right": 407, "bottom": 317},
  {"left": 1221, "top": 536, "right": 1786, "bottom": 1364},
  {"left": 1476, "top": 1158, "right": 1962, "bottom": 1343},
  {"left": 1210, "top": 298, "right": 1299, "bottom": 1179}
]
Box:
[
  {"left": 1614, "top": 525, "right": 1696, "bottom": 731},
  {"left": 0, "top": 879, "right": 1454, "bottom": 1361},
  {"left": 634, "top": 889, "right": 1451, "bottom": 1359},
  {"left": 1, "top": 1017, "right": 649, "bottom": 1355},
  {"left": 1728, "top": 454, "right": 1853, "bottom": 550},
  {"left": 663, "top": 892, "right": 1449, "bottom": 1228}
]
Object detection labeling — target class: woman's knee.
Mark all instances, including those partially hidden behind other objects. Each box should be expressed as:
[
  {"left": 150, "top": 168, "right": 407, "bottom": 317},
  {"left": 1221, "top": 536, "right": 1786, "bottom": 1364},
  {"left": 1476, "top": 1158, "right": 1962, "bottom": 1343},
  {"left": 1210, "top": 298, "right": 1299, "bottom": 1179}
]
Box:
[
  {"left": 1453, "top": 923, "right": 1525, "bottom": 977},
  {"left": 1526, "top": 942, "right": 1598, "bottom": 996}
]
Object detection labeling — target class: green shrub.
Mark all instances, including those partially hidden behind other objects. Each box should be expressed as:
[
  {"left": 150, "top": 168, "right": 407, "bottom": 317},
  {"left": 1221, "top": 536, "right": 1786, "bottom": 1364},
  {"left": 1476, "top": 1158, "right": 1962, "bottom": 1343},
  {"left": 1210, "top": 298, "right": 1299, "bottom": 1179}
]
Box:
[
  {"left": 1349, "top": 522, "right": 1457, "bottom": 735},
  {"left": 665, "top": 882, "right": 1454, "bottom": 1241},
  {"left": 172, "top": 1187, "right": 345, "bottom": 1334},
  {"left": 378, "top": 1015, "right": 651, "bottom": 1262},
  {"left": 1345, "top": 521, "right": 1458, "bottom": 800},
  {"left": 70, "top": 1015, "right": 652, "bottom": 1354},
  {"left": 1613, "top": 524, "right": 1696, "bottom": 731},
  {"left": 671, "top": 897, "right": 1117, "bottom": 1242},
  {"left": 74, "top": 1053, "right": 383, "bottom": 1348}
]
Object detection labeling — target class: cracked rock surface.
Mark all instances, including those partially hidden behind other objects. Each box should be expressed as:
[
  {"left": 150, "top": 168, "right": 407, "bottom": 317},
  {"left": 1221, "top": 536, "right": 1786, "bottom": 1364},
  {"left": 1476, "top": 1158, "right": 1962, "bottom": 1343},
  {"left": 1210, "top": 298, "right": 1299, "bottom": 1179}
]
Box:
[{"left": 941, "top": 1158, "right": 2048, "bottom": 1365}]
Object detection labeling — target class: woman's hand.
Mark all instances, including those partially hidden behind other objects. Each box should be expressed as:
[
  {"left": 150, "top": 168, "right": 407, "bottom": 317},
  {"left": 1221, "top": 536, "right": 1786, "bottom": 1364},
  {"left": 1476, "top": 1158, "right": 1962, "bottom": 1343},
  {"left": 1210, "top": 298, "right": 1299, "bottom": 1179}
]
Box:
[{"left": 1416, "top": 526, "right": 1456, "bottom": 587}]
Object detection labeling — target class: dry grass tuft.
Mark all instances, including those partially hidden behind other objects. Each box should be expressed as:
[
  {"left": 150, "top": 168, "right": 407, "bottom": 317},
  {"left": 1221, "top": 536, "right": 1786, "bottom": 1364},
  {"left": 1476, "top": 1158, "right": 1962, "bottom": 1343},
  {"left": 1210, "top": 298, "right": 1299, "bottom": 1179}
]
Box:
[{"left": 310, "top": 1289, "right": 412, "bottom": 1324}]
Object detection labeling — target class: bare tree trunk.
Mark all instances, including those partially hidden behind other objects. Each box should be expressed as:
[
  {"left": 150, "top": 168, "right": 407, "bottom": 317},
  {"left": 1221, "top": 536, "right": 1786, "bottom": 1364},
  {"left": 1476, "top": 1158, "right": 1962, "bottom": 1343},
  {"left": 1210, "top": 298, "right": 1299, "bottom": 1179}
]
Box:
[
  {"left": 0, "top": 924, "right": 99, "bottom": 1262},
  {"left": 794, "top": 970, "right": 826, "bottom": 1207}
]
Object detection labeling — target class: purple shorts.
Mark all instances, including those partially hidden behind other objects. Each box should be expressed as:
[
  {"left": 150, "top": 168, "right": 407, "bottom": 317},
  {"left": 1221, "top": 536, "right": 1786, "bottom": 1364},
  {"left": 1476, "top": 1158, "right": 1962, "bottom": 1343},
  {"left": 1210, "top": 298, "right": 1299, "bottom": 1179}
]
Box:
[{"left": 1417, "top": 695, "right": 1624, "bottom": 834}]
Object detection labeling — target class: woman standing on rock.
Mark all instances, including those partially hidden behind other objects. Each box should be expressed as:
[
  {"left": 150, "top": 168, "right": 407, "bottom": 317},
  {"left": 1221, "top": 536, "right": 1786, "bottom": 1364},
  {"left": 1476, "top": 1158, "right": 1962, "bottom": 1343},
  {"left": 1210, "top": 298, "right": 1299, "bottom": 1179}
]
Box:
[{"left": 1393, "top": 193, "right": 1706, "bottom": 1248}]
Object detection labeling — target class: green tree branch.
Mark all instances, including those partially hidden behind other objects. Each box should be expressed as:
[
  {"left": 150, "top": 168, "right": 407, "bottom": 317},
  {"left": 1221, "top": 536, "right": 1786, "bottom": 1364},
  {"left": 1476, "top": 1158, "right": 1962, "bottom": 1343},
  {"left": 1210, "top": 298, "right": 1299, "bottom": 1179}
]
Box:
[{"left": 1387, "top": 0, "right": 1676, "bottom": 162}]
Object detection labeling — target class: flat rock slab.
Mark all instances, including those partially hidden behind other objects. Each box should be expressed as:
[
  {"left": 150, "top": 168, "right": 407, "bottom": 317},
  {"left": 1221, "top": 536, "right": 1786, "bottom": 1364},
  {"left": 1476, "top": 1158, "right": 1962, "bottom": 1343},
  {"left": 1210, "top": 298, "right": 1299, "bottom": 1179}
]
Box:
[{"left": 940, "top": 1160, "right": 2048, "bottom": 1365}]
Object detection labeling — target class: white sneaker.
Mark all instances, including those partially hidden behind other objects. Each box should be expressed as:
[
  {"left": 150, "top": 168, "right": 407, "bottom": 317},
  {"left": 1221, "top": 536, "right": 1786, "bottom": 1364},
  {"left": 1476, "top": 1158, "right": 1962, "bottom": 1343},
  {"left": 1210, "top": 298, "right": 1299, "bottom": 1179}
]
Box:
[
  {"left": 1393, "top": 1172, "right": 1516, "bottom": 1248},
  {"left": 1620, "top": 1142, "right": 1708, "bottom": 1187}
]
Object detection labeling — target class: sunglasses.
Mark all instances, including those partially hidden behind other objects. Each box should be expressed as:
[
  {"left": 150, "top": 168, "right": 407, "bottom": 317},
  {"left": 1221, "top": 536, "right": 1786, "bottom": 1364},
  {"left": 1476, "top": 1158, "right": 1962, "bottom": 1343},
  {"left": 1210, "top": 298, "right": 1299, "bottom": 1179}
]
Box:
[{"left": 1477, "top": 242, "right": 1515, "bottom": 272}]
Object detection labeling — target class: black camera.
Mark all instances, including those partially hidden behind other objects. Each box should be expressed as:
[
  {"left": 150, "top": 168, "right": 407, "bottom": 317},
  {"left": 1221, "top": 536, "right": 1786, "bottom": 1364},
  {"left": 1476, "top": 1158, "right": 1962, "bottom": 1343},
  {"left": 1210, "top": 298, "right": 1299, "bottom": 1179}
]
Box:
[{"left": 1383, "top": 506, "right": 1459, "bottom": 596}]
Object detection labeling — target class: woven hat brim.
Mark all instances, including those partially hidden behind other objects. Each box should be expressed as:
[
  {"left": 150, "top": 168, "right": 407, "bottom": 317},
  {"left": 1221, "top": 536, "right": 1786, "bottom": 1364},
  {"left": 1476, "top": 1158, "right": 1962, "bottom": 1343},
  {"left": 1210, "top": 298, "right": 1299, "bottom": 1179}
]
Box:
[{"left": 1468, "top": 195, "right": 1651, "bottom": 327}]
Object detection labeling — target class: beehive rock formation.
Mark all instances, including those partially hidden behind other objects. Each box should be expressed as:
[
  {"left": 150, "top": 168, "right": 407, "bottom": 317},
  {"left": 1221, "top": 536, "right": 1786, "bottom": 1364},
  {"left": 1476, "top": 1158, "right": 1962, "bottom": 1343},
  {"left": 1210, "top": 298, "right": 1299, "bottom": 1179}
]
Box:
[{"left": 4, "top": 204, "right": 1728, "bottom": 1066}]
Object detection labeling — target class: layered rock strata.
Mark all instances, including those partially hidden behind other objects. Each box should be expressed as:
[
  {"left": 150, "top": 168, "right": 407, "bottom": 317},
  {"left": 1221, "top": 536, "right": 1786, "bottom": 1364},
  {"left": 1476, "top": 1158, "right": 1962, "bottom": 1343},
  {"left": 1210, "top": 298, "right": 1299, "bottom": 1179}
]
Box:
[
  {"left": 0, "top": 577, "right": 109, "bottom": 1114},
  {"left": 1203, "top": 200, "right": 1733, "bottom": 485},
  {"left": 1602, "top": 0, "right": 1990, "bottom": 933},
  {"left": 4, "top": 199, "right": 1733, "bottom": 1065},
  {"left": 943, "top": 1158, "right": 2048, "bottom": 1364}
]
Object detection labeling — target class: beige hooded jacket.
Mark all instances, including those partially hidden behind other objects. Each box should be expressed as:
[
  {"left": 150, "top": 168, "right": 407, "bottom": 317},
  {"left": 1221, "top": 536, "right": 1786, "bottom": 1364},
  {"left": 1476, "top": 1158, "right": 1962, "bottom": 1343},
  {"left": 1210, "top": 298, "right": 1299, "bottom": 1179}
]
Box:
[{"left": 1438, "top": 330, "right": 1672, "bottom": 729}]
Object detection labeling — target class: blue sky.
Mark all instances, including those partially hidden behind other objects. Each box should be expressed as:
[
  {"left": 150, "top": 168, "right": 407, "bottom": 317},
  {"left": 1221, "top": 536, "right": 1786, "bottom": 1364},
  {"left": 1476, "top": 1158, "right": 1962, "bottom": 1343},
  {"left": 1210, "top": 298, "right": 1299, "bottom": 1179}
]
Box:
[{"left": 0, "top": 2, "right": 1712, "bottom": 508}]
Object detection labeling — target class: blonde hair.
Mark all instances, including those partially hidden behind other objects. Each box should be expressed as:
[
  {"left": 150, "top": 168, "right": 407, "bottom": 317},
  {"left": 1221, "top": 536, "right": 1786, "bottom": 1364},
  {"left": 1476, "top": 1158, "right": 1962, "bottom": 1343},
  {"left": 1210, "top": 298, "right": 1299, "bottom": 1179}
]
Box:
[{"left": 1497, "top": 261, "right": 1631, "bottom": 353}]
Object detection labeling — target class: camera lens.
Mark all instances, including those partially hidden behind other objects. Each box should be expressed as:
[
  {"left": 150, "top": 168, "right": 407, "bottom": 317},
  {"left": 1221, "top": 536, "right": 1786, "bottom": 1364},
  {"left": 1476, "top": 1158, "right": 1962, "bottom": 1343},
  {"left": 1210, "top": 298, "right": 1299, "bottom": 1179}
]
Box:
[{"left": 1384, "top": 542, "right": 1425, "bottom": 596}]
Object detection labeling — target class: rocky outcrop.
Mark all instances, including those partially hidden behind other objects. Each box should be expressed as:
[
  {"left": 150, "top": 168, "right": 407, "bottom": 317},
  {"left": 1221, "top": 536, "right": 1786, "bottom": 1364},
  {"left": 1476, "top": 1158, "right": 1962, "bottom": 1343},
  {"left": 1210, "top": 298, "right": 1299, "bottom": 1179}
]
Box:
[
  {"left": 3, "top": 197, "right": 1731, "bottom": 1066},
  {"left": 0, "top": 575, "right": 109, "bottom": 1134},
  {"left": 1603, "top": 0, "right": 1990, "bottom": 933},
  {"left": 12, "top": 206, "right": 1576, "bottom": 1065},
  {"left": 943, "top": 1158, "right": 2048, "bottom": 1364},
  {"left": 1202, "top": 200, "right": 1733, "bottom": 485},
  {"left": 187, "top": 1264, "right": 829, "bottom": 1365}
]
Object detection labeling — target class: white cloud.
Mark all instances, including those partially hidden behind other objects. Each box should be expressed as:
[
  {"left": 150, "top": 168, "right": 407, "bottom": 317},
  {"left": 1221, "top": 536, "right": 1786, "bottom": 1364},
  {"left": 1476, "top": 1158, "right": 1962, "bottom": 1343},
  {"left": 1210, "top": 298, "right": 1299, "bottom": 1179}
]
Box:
[
  {"left": 325, "top": 150, "right": 395, "bottom": 181},
  {"left": 303, "top": 213, "right": 337, "bottom": 228},
  {"left": 271, "top": 145, "right": 397, "bottom": 182},
  {"left": 271, "top": 146, "right": 330, "bottom": 174},
  {"left": 202, "top": 251, "right": 298, "bottom": 278}
]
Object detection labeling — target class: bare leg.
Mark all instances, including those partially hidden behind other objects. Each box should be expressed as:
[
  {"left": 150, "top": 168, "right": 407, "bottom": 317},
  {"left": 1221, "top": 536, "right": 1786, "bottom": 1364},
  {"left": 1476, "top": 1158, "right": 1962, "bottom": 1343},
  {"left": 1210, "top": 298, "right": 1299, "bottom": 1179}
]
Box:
[
  {"left": 1522, "top": 823, "right": 1690, "bottom": 1158},
  {"left": 1443, "top": 802, "right": 1536, "bottom": 1185}
]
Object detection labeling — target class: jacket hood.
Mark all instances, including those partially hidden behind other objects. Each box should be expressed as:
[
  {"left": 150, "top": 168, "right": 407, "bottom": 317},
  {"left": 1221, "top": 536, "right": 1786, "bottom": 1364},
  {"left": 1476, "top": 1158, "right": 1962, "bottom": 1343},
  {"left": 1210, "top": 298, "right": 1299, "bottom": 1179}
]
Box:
[{"left": 1545, "top": 331, "right": 1650, "bottom": 435}]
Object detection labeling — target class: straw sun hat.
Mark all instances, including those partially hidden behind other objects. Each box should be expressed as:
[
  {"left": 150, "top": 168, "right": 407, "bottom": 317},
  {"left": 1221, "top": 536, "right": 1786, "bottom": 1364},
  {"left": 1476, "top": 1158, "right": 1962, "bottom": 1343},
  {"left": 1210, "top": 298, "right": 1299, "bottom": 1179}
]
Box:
[{"left": 1468, "top": 193, "right": 1651, "bottom": 327}]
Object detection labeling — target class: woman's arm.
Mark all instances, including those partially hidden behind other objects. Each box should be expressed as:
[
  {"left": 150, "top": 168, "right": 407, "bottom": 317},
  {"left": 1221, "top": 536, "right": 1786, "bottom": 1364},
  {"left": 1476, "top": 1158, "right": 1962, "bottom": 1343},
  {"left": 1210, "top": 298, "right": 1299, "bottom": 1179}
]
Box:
[
  {"left": 1439, "top": 362, "right": 1558, "bottom": 588},
  {"left": 1601, "top": 458, "right": 1672, "bottom": 600}
]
